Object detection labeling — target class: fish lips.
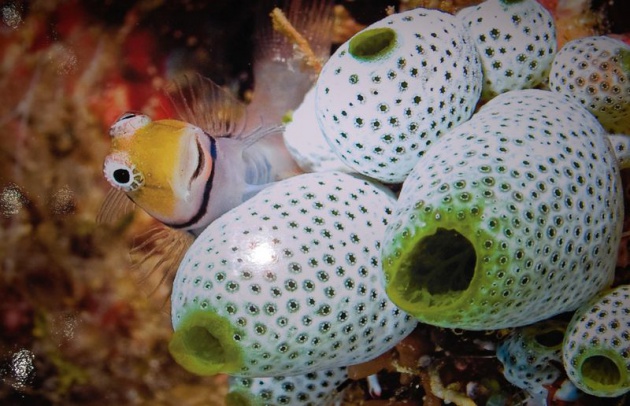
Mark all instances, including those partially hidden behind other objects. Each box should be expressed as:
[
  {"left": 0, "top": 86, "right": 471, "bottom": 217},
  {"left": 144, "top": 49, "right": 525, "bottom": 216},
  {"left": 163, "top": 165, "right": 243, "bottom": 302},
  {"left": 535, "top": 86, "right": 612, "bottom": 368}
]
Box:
[{"left": 171, "top": 126, "right": 214, "bottom": 219}]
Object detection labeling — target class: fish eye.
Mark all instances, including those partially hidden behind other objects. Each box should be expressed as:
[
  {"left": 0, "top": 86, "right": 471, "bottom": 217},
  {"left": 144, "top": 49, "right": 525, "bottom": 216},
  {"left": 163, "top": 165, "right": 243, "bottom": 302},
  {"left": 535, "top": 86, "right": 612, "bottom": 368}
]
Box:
[
  {"left": 113, "top": 168, "right": 131, "bottom": 184},
  {"left": 109, "top": 112, "right": 151, "bottom": 138},
  {"left": 103, "top": 154, "right": 144, "bottom": 192}
]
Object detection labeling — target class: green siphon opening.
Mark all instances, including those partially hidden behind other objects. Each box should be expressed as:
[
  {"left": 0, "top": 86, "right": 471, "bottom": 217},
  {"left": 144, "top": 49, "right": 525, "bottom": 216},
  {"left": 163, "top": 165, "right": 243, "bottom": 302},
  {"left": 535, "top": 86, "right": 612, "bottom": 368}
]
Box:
[
  {"left": 581, "top": 355, "right": 622, "bottom": 388},
  {"left": 534, "top": 329, "right": 565, "bottom": 348},
  {"left": 349, "top": 27, "right": 397, "bottom": 61},
  {"left": 168, "top": 310, "right": 242, "bottom": 376},
  {"left": 183, "top": 326, "right": 225, "bottom": 364},
  {"left": 394, "top": 228, "right": 476, "bottom": 305}
]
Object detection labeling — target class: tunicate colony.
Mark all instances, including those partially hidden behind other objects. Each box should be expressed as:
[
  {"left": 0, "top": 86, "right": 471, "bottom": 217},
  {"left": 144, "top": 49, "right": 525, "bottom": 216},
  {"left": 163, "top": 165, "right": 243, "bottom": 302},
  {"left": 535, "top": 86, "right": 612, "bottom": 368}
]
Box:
[{"left": 169, "top": 1, "right": 630, "bottom": 403}]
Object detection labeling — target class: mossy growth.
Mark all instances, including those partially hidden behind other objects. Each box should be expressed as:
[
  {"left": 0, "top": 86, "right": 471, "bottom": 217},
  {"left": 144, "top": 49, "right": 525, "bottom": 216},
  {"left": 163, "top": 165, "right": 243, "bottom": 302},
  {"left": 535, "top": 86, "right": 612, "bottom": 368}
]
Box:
[
  {"left": 169, "top": 309, "right": 243, "bottom": 376},
  {"left": 349, "top": 27, "right": 397, "bottom": 61}
]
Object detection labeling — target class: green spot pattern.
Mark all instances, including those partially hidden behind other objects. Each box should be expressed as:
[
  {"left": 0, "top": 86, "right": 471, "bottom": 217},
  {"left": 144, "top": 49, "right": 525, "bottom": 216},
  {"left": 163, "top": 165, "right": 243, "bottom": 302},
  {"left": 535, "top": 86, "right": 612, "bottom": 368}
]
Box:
[{"left": 383, "top": 89, "right": 623, "bottom": 330}]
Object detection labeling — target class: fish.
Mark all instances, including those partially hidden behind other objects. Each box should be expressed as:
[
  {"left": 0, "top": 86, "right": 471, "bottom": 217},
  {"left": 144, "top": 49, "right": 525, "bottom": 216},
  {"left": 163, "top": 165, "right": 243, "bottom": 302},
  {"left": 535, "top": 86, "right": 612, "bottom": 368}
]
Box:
[
  {"left": 97, "top": 0, "right": 334, "bottom": 301},
  {"left": 101, "top": 75, "right": 297, "bottom": 237}
]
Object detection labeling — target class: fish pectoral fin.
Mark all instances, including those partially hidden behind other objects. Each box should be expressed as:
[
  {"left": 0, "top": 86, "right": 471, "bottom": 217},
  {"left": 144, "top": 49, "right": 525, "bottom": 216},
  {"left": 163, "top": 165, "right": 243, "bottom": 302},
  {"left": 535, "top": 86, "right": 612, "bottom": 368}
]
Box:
[
  {"left": 96, "top": 187, "right": 135, "bottom": 225},
  {"left": 129, "top": 225, "right": 195, "bottom": 305},
  {"left": 243, "top": 182, "right": 275, "bottom": 201}
]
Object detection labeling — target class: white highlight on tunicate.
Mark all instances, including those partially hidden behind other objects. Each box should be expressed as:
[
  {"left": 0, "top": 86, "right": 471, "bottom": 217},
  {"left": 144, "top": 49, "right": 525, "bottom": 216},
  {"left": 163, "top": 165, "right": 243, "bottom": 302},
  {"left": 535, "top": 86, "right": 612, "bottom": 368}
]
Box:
[{"left": 247, "top": 240, "right": 277, "bottom": 266}]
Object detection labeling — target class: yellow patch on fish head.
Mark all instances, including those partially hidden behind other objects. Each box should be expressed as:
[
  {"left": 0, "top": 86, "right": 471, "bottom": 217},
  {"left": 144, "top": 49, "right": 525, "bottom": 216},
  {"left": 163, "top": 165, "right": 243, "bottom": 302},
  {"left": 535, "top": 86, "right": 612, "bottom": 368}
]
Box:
[{"left": 104, "top": 113, "right": 213, "bottom": 226}]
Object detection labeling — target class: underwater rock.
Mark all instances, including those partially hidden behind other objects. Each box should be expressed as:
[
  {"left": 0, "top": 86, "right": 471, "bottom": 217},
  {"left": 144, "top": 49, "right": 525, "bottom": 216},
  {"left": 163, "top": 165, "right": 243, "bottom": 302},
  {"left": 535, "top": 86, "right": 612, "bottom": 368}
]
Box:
[
  {"left": 563, "top": 284, "right": 630, "bottom": 398},
  {"left": 458, "top": 0, "right": 557, "bottom": 101},
  {"left": 315, "top": 8, "right": 482, "bottom": 183},
  {"left": 382, "top": 89, "right": 623, "bottom": 330},
  {"left": 169, "top": 171, "right": 417, "bottom": 377}
]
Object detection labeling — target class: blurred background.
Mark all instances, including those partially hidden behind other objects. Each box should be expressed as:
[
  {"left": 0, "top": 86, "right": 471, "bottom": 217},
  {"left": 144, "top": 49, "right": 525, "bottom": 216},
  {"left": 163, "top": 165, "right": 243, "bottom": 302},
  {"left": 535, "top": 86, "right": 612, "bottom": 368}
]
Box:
[{"left": 0, "top": 0, "right": 628, "bottom": 405}]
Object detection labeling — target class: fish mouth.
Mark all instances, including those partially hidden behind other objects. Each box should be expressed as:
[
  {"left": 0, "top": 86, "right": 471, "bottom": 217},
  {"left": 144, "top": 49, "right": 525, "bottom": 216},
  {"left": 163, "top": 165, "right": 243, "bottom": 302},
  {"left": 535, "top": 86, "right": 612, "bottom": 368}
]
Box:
[
  {"left": 165, "top": 126, "right": 217, "bottom": 231},
  {"left": 188, "top": 138, "right": 205, "bottom": 190},
  {"left": 167, "top": 133, "right": 217, "bottom": 232},
  {"left": 174, "top": 127, "right": 208, "bottom": 201}
]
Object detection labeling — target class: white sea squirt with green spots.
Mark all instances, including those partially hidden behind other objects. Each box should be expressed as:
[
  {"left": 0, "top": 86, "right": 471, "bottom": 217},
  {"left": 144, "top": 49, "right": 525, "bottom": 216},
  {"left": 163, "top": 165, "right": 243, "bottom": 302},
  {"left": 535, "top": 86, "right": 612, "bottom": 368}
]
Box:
[
  {"left": 563, "top": 284, "right": 630, "bottom": 398},
  {"left": 382, "top": 88, "right": 623, "bottom": 330},
  {"left": 457, "top": 0, "right": 557, "bottom": 102},
  {"left": 169, "top": 171, "right": 417, "bottom": 377},
  {"left": 315, "top": 7, "right": 482, "bottom": 184},
  {"left": 283, "top": 86, "right": 355, "bottom": 174},
  {"left": 226, "top": 367, "right": 348, "bottom": 406},
  {"left": 549, "top": 35, "right": 630, "bottom": 134},
  {"left": 497, "top": 319, "right": 581, "bottom": 403}
]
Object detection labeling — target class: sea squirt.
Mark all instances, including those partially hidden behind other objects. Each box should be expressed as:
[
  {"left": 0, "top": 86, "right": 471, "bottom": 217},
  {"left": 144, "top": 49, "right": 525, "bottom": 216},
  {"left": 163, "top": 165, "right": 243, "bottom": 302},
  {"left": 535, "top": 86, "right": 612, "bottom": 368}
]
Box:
[
  {"left": 458, "top": 0, "right": 557, "bottom": 101},
  {"left": 315, "top": 7, "right": 482, "bottom": 184},
  {"left": 497, "top": 319, "right": 581, "bottom": 403},
  {"left": 382, "top": 89, "right": 623, "bottom": 330},
  {"left": 169, "top": 171, "right": 417, "bottom": 377},
  {"left": 563, "top": 284, "right": 630, "bottom": 397},
  {"left": 226, "top": 367, "right": 348, "bottom": 405}
]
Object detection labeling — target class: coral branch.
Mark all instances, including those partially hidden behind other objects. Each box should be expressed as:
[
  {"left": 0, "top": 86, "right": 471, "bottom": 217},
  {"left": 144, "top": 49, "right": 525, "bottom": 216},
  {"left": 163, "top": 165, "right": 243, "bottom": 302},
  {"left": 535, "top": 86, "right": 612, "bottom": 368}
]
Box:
[
  {"left": 427, "top": 363, "right": 476, "bottom": 406},
  {"left": 270, "top": 7, "right": 323, "bottom": 74},
  {"left": 418, "top": 369, "right": 443, "bottom": 406}
]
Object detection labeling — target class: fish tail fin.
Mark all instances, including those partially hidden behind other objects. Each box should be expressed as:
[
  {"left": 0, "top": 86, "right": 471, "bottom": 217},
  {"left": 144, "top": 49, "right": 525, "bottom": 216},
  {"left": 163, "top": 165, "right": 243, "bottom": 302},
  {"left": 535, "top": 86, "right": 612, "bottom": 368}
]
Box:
[{"left": 129, "top": 225, "right": 194, "bottom": 307}]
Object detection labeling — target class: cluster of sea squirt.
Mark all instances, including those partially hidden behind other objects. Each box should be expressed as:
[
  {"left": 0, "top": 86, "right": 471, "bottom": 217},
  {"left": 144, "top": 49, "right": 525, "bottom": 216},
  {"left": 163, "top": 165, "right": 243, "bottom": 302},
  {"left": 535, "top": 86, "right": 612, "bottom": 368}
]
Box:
[{"left": 165, "top": 1, "right": 630, "bottom": 403}]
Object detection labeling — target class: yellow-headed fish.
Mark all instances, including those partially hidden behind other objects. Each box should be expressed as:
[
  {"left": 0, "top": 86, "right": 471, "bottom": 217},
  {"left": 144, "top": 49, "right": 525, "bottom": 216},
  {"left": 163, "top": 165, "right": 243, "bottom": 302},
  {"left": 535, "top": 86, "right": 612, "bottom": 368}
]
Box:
[
  {"left": 99, "top": 0, "right": 334, "bottom": 238},
  {"left": 98, "top": 0, "right": 333, "bottom": 298},
  {"left": 101, "top": 75, "right": 302, "bottom": 236}
]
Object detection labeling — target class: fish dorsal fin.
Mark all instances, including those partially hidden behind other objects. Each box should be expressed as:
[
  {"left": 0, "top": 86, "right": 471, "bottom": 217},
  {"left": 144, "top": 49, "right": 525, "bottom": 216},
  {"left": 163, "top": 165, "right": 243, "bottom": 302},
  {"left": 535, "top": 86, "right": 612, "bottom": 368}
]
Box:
[
  {"left": 129, "top": 225, "right": 194, "bottom": 307},
  {"left": 96, "top": 187, "right": 135, "bottom": 225},
  {"left": 165, "top": 73, "right": 248, "bottom": 139}
]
